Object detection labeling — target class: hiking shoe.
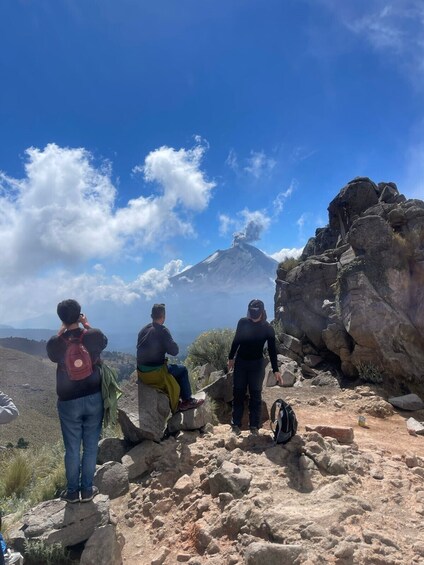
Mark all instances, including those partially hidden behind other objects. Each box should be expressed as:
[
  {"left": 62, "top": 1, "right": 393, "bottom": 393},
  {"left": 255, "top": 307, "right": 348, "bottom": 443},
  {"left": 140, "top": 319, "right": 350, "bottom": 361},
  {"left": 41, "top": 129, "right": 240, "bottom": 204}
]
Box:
[
  {"left": 178, "top": 397, "right": 205, "bottom": 412},
  {"left": 80, "top": 486, "right": 99, "bottom": 502},
  {"left": 249, "top": 427, "right": 259, "bottom": 436},
  {"left": 60, "top": 489, "right": 79, "bottom": 503},
  {"left": 231, "top": 425, "right": 241, "bottom": 436}
]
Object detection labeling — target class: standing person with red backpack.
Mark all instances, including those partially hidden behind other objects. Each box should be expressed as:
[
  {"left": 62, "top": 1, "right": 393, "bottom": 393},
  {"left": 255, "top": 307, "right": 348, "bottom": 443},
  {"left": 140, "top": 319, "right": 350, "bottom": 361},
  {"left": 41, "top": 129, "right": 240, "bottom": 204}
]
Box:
[{"left": 46, "top": 299, "right": 107, "bottom": 503}]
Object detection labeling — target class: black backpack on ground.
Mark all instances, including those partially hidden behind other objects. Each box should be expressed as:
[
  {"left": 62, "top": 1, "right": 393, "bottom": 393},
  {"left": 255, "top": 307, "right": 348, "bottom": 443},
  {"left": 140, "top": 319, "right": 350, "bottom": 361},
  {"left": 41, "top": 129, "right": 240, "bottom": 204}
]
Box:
[{"left": 270, "top": 398, "right": 298, "bottom": 444}]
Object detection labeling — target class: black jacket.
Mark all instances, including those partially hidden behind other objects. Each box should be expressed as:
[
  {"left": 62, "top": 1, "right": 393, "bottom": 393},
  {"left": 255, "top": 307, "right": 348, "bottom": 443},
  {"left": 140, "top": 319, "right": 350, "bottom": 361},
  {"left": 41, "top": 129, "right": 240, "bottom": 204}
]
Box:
[
  {"left": 137, "top": 322, "right": 178, "bottom": 367},
  {"left": 46, "top": 327, "right": 108, "bottom": 401},
  {"left": 229, "top": 317, "right": 278, "bottom": 372}
]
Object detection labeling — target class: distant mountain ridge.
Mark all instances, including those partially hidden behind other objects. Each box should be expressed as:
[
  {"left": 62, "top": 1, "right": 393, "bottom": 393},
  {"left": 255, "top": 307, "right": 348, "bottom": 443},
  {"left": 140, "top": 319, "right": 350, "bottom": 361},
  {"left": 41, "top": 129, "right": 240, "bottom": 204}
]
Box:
[
  {"left": 2, "top": 242, "right": 280, "bottom": 353},
  {"left": 170, "top": 241, "right": 278, "bottom": 292}
]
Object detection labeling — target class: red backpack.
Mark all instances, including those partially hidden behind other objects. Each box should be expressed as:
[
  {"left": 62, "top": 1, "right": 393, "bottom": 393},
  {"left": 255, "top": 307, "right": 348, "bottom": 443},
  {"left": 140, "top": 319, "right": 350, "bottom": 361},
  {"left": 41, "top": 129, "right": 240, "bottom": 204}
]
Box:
[{"left": 62, "top": 330, "right": 93, "bottom": 381}]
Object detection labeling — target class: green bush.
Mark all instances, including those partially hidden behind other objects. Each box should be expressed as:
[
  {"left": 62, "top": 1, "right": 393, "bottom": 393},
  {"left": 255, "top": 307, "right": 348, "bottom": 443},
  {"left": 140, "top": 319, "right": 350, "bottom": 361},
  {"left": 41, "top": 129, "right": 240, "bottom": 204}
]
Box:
[
  {"left": 16, "top": 437, "right": 29, "bottom": 449},
  {"left": 279, "top": 257, "right": 300, "bottom": 272},
  {"left": 357, "top": 363, "right": 383, "bottom": 384},
  {"left": 186, "top": 329, "right": 235, "bottom": 372}
]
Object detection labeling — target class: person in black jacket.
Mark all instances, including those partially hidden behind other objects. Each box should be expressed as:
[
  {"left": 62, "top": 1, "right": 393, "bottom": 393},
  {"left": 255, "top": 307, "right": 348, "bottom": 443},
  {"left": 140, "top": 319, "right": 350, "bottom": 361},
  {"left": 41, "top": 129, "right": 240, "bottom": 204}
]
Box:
[
  {"left": 228, "top": 299, "right": 282, "bottom": 434},
  {"left": 46, "top": 299, "right": 107, "bottom": 503},
  {"left": 137, "top": 304, "right": 204, "bottom": 411}
]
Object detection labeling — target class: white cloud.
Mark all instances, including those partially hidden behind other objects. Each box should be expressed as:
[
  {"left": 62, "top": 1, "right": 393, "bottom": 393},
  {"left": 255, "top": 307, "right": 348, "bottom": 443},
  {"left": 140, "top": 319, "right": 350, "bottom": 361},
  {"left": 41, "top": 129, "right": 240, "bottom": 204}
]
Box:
[
  {"left": 140, "top": 142, "right": 215, "bottom": 211},
  {"left": 130, "top": 259, "right": 185, "bottom": 299},
  {"left": 270, "top": 247, "right": 303, "bottom": 263},
  {"left": 290, "top": 146, "right": 316, "bottom": 163},
  {"left": 225, "top": 149, "right": 238, "bottom": 171},
  {"left": 244, "top": 150, "right": 276, "bottom": 179},
  {"left": 272, "top": 179, "right": 297, "bottom": 215},
  {"left": 0, "top": 141, "right": 215, "bottom": 278},
  {"left": 319, "top": 0, "right": 424, "bottom": 80},
  {"left": 0, "top": 258, "right": 188, "bottom": 325}
]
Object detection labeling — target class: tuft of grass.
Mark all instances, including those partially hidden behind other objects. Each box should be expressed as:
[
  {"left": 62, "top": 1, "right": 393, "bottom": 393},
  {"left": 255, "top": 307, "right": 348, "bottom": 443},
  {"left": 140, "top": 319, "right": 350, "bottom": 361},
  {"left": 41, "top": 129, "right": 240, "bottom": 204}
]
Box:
[
  {"left": 2, "top": 452, "right": 32, "bottom": 498},
  {"left": 0, "top": 442, "right": 66, "bottom": 519},
  {"left": 357, "top": 362, "right": 383, "bottom": 385}
]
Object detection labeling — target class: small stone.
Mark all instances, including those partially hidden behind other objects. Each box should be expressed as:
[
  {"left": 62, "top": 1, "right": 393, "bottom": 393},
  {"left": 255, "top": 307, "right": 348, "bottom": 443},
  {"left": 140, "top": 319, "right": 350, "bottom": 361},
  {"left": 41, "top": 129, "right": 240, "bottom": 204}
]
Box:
[
  {"left": 370, "top": 467, "right": 384, "bottom": 480},
  {"left": 176, "top": 553, "right": 192, "bottom": 562},
  {"left": 407, "top": 417, "right": 424, "bottom": 435}
]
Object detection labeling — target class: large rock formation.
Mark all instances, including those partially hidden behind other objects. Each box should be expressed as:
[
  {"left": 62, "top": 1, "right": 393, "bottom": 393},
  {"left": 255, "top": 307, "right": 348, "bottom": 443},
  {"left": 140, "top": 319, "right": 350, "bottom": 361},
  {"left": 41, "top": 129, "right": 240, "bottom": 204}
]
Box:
[{"left": 275, "top": 177, "right": 424, "bottom": 394}]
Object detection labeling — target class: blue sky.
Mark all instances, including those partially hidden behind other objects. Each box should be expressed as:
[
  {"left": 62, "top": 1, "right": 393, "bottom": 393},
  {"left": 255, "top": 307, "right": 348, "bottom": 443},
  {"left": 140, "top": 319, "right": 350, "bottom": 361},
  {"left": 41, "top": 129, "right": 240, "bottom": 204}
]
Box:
[{"left": 1, "top": 0, "right": 423, "bottom": 326}]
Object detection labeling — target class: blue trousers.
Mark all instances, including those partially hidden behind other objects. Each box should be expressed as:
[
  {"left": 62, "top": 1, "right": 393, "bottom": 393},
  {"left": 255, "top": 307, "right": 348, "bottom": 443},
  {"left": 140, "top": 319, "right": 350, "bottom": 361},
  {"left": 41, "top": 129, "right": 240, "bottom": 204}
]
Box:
[
  {"left": 232, "top": 357, "right": 265, "bottom": 428},
  {"left": 57, "top": 391, "right": 103, "bottom": 494},
  {"left": 167, "top": 364, "right": 192, "bottom": 400}
]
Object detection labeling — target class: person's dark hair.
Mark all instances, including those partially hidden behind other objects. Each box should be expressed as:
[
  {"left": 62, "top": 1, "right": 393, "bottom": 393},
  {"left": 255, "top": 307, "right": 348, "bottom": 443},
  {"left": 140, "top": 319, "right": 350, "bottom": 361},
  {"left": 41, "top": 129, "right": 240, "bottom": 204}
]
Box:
[
  {"left": 57, "top": 299, "right": 81, "bottom": 325},
  {"left": 151, "top": 303, "right": 166, "bottom": 321},
  {"left": 247, "top": 299, "right": 266, "bottom": 321}
]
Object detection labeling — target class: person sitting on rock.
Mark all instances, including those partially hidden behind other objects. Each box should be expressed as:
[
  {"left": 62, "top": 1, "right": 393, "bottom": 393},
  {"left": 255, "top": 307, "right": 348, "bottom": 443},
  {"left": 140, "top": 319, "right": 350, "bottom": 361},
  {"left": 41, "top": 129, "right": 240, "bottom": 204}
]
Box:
[
  {"left": 137, "top": 303, "right": 204, "bottom": 412},
  {"left": 46, "top": 299, "right": 108, "bottom": 504}
]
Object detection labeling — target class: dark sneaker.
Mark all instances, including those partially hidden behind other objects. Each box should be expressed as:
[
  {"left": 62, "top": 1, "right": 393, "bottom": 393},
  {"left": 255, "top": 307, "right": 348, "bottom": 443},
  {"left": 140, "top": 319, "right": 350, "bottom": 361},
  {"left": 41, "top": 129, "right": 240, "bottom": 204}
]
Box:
[
  {"left": 60, "top": 489, "right": 79, "bottom": 503},
  {"left": 231, "top": 425, "right": 241, "bottom": 436},
  {"left": 249, "top": 427, "right": 259, "bottom": 435},
  {"left": 178, "top": 397, "right": 205, "bottom": 412},
  {"left": 80, "top": 486, "right": 99, "bottom": 502}
]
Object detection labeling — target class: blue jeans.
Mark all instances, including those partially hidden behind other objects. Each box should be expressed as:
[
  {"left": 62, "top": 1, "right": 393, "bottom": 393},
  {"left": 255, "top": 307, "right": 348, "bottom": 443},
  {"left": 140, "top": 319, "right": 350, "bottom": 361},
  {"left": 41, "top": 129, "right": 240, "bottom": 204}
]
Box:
[
  {"left": 168, "top": 364, "right": 192, "bottom": 400},
  {"left": 57, "top": 391, "right": 103, "bottom": 493},
  {"left": 232, "top": 357, "right": 265, "bottom": 428}
]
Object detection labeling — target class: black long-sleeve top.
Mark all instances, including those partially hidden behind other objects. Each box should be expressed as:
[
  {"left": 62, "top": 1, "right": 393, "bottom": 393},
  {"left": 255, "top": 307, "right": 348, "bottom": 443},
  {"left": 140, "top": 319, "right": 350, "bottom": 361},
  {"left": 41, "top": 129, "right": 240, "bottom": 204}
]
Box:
[
  {"left": 46, "top": 327, "right": 108, "bottom": 401},
  {"left": 228, "top": 317, "right": 279, "bottom": 372},
  {"left": 137, "top": 322, "right": 179, "bottom": 368}
]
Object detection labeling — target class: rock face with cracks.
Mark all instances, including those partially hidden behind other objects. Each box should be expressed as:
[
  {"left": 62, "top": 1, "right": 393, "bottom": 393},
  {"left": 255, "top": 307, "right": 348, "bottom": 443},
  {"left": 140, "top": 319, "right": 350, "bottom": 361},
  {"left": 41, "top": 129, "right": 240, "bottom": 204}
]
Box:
[{"left": 274, "top": 177, "right": 424, "bottom": 395}]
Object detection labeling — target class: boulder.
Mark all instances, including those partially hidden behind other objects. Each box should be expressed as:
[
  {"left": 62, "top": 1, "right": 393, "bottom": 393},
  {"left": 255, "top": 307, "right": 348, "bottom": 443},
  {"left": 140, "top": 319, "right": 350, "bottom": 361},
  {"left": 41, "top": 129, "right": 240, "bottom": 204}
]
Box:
[
  {"left": 167, "top": 392, "right": 208, "bottom": 433},
  {"left": 94, "top": 461, "right": 129, "bottom": 499},
  {"left": 202, "top": 372, "right": 233, "bottom": 403},
  {"left": 80, "top": 524, "right": 122, "bottom": 565},
  {"left": 280, "top": 367, "right": 296, "bottom": 387},
  {"left": 118, "top": 373, "right": 170, "bottom": 443},
  {"left": 208, "top": 461, "right": 252, "bottom": 498},
  {"left": 121, "top": 440, "right": 164, "bottom": 480},
  {"left": 388, "top": 394, "right": 424, "bottom": 411},
  {"left": 9, "top": 496, "right": 110, "bottom": 552},
  {"left": 97, "top": 437, "right": 127, "bottom": 465},
  {"left": 245, "top": 542, "right": 304, "bottom": 565}
]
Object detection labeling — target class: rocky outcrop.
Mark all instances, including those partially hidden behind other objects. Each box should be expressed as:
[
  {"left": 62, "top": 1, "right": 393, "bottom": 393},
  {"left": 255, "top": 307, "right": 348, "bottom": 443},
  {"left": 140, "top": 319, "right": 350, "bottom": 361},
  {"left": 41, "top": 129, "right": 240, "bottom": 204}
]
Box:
[
  {"left": 118, "top": 373, "right": 171, "bottom": 443},
  {"left": 9, "top": 495, "right": 113, "bottom": 551},
  {"left": 275, "top": 177, "right": 424, "bottom": 394}
]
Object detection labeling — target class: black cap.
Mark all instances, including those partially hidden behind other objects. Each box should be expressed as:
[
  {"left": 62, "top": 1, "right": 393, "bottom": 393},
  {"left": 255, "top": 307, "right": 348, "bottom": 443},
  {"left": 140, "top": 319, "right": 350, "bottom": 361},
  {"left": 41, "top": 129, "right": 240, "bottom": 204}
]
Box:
[
  {"left": 248, "top": 299, "right": 265, "bottom": 319},
  {"left": 57, "top": 299, "right": 81, "bottom": 325}
]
